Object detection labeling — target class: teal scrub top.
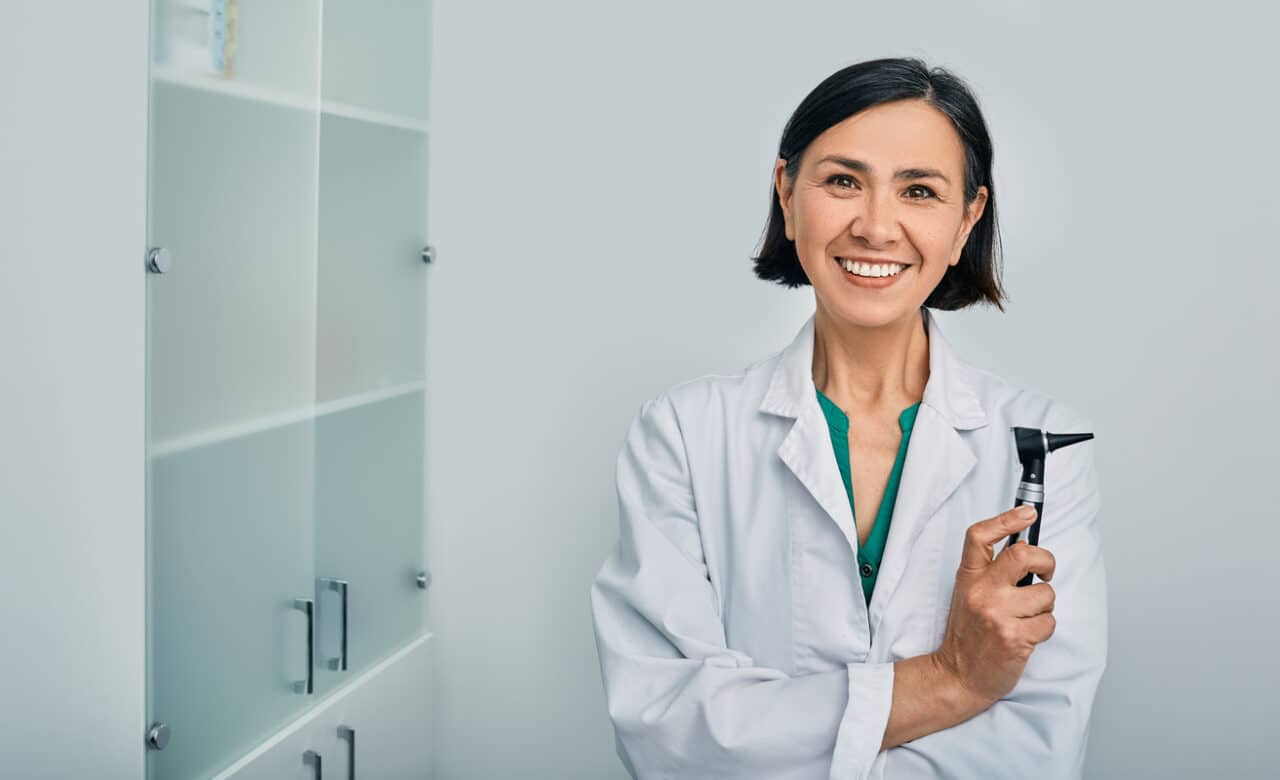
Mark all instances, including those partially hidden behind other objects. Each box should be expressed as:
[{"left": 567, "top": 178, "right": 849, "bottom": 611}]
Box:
[{"left": 814, "top": 388, "right": 922, "bottom": 606}]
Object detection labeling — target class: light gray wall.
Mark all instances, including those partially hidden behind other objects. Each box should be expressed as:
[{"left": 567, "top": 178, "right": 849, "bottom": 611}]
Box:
[
  {"left": 425, "top": 1, "right": 1280, "bottom": 778},
  {"left": 0, "top": 2, "right": 149, "bottom": 778}
]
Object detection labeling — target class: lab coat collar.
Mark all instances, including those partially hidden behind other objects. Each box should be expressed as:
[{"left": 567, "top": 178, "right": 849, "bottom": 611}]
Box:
[
  {"left": 759, "top": 306, "right": 990, "bottom": 633},
  {"left": 758, "top": 305, "right": 987, "bottom": 429}
]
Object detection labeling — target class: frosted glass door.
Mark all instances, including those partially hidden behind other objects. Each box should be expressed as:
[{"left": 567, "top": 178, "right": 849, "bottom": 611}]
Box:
[
  {"left": 313, "top": 0, "right": 432, "bottom": 695},
  {"left": 146, "top": 1, "right": 432, "bottom": 775},
  {"left": 145, "top": 1, "right": 324, "bottom": 778}
]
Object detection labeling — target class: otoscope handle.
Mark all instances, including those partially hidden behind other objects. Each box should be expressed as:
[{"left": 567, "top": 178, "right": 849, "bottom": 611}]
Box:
[{"left": 1006, "top": 497, "right": 1044, "bottom": 588}]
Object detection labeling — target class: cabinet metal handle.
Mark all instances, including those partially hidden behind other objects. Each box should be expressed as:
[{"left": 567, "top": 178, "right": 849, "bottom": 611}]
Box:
[
  {"left": 303, "top": 749, "right": 322, "bottom": 778},
  {"left": 293, "top": 598, "right": 315, "bottom": 694},
  {"left": 337, "top": 725, "right": 355, "bottom": 780},
  {"left": 321, "top": 578, "right": 349, "bottom": 671}
]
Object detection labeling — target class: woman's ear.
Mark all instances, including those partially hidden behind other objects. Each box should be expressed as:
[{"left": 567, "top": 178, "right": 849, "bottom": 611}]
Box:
[
  {"left": 950, "top": 185, "right": 989, "bottom": 265},
  {"left": 774, "top": 158, "right": 794, "bottom": 241}
]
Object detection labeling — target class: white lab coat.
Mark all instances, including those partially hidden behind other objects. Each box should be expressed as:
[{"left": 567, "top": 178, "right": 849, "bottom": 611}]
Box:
[{"left": 590, "top": 306, "right": 1107, "bottom": 779}]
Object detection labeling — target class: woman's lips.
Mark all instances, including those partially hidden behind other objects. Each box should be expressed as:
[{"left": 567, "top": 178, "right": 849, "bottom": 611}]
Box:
[{"left": 834, "top": 257, "right": 910, "bottom": 289}]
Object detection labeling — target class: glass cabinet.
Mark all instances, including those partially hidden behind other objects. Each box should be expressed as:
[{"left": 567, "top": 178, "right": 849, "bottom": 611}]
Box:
[{"left": 144, "top": 1, "right": 432, "bottom": 777}]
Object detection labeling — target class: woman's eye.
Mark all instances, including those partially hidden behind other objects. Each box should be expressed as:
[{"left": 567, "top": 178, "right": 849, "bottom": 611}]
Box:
[{"left": 825, "top": 175, "right": 936, "bottom": 200}]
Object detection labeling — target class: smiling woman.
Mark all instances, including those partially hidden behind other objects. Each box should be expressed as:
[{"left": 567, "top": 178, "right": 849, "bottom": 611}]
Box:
[
  {"left": 592, "top": 56, "right": 1105, "bottom": 780},
  {"left": 754, "top": 58, "right": 1005, "bottom": 319}
]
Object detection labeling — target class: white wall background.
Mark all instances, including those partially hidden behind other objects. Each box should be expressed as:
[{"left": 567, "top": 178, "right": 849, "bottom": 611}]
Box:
[
  {"left": 0, "top": 2, "right": 149, "bottom": 778},
  {"left": 426, "top": 1, "right": 1279, "bottom": 778}
]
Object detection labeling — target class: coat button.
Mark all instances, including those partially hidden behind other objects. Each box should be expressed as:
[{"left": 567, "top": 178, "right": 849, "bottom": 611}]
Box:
[{"left": 860, "top": 562, "right": 874, "bottom": 577}]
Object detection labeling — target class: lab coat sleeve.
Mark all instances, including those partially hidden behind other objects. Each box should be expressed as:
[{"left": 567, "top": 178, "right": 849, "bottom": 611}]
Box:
[
  {"left": 590, "top": 394, "right": 894, "bottom": 780},
  {"left": 883, "top": 408, "right": 1108, "bottom": 780}
]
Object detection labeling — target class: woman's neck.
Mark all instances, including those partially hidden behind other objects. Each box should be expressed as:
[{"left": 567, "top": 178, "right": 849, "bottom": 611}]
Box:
[{"left": 811, "top": 305, "right": 930, "bottom": 411}]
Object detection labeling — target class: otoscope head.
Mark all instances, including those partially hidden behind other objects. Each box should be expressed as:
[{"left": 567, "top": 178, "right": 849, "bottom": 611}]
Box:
[{"left": 1012, "top": 426, "right": 1095, "bottom": 469}]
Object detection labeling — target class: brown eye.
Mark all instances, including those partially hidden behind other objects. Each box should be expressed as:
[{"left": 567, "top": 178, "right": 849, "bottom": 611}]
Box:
[
  {"left": 827, "top": 174, "right": 855, "bottom": 188},
  {"left": 906, "top": 184, "right": 937, "bottom": 199}
]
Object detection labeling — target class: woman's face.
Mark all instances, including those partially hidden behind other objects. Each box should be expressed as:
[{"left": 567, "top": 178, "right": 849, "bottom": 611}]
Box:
[{"left": 774, "top": 98, "right": 988, "bottom": 329}]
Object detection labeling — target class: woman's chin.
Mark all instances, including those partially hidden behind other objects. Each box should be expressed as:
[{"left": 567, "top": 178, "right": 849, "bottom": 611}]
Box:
[{"left": 822, "top": 296, "right": 919, "bottom": 330}]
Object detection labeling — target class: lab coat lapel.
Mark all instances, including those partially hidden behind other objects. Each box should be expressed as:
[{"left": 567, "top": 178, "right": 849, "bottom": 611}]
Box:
[
  {"left": 761, "top": 312, "right": 860, "bottom": 560},
  {"left": 760, "top": 307, "right": 989, "bottom": 628},
  {"left": 777, "top": 395, "right": 860, "bottom": 558}
]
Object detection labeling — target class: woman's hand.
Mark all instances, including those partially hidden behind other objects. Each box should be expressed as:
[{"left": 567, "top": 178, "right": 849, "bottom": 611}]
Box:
[{"left": 932, "top": 505, "right": 1057, "bottom": 708}]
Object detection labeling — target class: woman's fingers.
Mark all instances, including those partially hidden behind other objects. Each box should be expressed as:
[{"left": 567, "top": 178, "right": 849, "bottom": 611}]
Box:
[
  {"left": 1023, "top": 610, "right": 1058, "bottom": 644},
  {"left": 960, "top": 506, "right": 1039, "bottom": 573},
  {"left": 993, "top": 538, "right": 1056, "bottom": 585},
  {"left": 1009, "top": 581, "right": 1056, "bottom": 618}
]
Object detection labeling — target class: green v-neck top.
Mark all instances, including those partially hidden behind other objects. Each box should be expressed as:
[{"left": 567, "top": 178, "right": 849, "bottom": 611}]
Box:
[{"left": 815, "top": 388, "right": 922, "bottom": 606}]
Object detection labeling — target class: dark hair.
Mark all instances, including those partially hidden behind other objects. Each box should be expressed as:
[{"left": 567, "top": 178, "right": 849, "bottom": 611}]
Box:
[{"left": 751, "top": 57, "right": 1006, "bottom": 312}]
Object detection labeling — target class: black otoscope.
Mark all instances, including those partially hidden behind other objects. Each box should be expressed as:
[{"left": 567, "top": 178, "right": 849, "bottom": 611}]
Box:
[{"left": 1007, "top": 426, "right": 1095, "bottom": 587}]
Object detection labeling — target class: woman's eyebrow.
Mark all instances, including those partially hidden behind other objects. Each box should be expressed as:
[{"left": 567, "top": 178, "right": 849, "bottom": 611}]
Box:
[{"left": 817, "top": 155, "right": 951, "bottom": 185}]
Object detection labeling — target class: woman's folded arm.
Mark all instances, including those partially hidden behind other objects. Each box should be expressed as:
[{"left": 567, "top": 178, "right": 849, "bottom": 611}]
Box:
[{"left": 591, "top": 394, "right": 981, "bottom": 779}]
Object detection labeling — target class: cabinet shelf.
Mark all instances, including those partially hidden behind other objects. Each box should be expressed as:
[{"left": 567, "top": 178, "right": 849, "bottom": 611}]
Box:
[
  {"left": 321, "top": 100, "right": 429, "bottom": 133},
  {"left": 151, "top": 64, "right": 316, "bottom": 112},
  {"left": 148, "top": 380, "right": 426, "bottom": 459},
  {"left": 151, "top": 64, "right": 430, "bottom": 133}
]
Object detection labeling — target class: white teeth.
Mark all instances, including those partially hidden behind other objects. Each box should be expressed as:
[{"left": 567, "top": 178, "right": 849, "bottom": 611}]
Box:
[{"left": 839, "top": 258, "right": 906, "bottom": 277}]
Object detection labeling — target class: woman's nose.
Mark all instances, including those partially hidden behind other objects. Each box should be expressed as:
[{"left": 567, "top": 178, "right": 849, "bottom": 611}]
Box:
[{"left": 849, "top": 190, "right": 901, "bottom": 246}]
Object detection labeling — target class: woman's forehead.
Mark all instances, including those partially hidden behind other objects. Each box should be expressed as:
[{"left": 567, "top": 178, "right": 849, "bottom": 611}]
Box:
[{"left": 810, "top": 101, "right": 966, "bottom": 174}]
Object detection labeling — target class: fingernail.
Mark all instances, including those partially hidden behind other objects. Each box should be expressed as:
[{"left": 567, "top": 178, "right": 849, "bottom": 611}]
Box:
[{"left": 1020, "top": 506, "right": 1037, "bottom": 519}]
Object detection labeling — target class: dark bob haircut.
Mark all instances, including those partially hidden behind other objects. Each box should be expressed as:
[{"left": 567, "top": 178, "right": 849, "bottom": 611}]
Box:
[{"left": 751, "top": 57, "right": 1007, "bottom": 312}]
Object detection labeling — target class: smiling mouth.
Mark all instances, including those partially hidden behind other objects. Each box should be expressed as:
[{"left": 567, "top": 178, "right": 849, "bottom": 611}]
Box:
[{"left": 833, "top": 256, "right": 912, "bottom": 278}]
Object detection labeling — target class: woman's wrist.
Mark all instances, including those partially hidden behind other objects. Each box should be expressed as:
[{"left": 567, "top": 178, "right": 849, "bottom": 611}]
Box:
[
  {"left": 881, "top": 653, "right": 995, "bottom": 751},
  {"left": 927, "top": 650, "right": 996, "bottom": 719}
]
